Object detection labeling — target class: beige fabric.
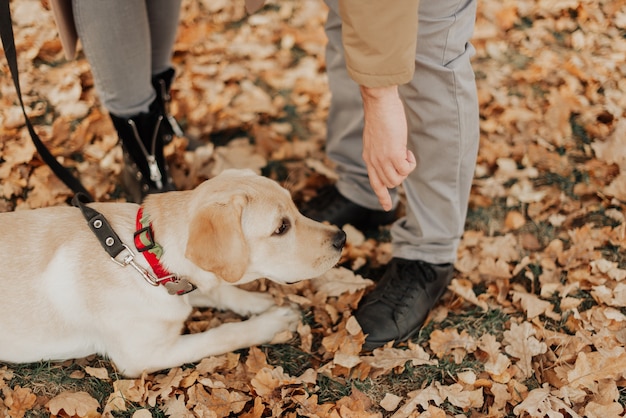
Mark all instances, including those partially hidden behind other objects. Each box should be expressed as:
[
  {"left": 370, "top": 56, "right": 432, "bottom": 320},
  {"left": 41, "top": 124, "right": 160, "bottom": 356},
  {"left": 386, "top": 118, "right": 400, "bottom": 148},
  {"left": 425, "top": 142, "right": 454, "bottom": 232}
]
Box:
[
  {"left": 50, "top": 0, "right": 78, "bottom": 60},
  {"left": 339, "top": 0, "right": 419, "bottom": 87}
]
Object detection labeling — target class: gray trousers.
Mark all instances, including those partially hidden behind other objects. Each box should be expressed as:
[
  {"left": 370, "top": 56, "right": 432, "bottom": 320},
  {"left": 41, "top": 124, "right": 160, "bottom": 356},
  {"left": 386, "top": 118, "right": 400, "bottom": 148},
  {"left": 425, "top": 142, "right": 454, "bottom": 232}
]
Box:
[
  {"left": 324, "top": 0, "right": 479, "bottom": 264},
  {"left": 72, "top": 0, "right": 182, "bottom": 117}
]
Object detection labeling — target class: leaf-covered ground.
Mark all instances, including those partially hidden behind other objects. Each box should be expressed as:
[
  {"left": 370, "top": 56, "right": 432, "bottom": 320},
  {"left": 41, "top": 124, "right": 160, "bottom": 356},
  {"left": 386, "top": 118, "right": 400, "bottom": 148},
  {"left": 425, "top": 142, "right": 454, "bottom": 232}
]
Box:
[{"left": 1, "top": 0, "right": 626, "bottom": 416}]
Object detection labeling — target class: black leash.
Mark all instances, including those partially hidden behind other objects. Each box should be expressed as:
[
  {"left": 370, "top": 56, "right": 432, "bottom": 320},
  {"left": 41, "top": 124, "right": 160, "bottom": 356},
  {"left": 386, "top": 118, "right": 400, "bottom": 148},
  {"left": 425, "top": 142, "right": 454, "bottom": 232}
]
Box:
[
  {"left": 0, "top": 0, "right": 94, "bottom": 201},
  {"left": 71, "top": 193, "right": 127, "bottom": 258}
]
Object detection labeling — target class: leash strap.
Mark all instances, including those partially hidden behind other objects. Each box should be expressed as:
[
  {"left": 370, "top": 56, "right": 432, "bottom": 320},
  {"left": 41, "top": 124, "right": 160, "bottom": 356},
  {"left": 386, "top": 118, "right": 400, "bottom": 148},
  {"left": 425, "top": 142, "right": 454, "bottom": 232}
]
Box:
[
  {"left": 0, "top": 0, "right": 94, "bottom": 201},
  {"left": 71, "top": 193, "right": 126, "bottom": 258}
]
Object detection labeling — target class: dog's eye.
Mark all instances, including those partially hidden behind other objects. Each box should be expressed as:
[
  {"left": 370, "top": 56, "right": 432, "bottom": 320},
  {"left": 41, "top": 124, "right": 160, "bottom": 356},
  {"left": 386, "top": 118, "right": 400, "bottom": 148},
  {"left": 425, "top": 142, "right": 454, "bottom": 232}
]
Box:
[{"left": 273, "top": 218, "right": 291, "bottom": 236}]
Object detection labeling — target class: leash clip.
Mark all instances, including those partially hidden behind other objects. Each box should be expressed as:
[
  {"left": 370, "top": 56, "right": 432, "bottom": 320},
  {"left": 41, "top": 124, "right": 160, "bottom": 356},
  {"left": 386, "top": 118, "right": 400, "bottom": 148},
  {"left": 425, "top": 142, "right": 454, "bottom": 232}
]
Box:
[{"left": 111, "top": 244, "right": 160, "bottom": 287}]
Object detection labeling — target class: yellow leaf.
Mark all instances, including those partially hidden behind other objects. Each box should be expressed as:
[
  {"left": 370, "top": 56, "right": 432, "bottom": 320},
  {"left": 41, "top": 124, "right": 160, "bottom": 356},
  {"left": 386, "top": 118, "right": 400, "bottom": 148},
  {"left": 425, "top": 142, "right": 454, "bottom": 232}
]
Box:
[
  {"left": 566, "top": 350, "right": 626, "bottom": 391},
  {"left": 504, "top": 210, "right": 526, "bottom": 230},
  {"left": 195, "top": 353, "right": 240, "bottom": 376},
  {"left": 380, "top": 393, "right": 402, "bottom": 412},
  {"left": 364, "top": 344, "right": 436, "bottom": 373},
  {"left": 250, "top": 367, "right": 298, "bottom": 397},
  {"left": 503, "top": 322, "right": 547, "bottom": 378},
  {"left": 512, "top": 291, "right": 560, "bottom": 320},
  {"left": 490, "top": 382, "right": 512, "bottom": 415},
  {"left": 146, "top": 368, "right": 187, "bottom": 407},
  {"left": 131, "top": 409, "right": 152, "bottom": 418},
  {"left": 583, "top": 401, "right": 624, "bottom": 418},
  {"left": 84, "top": 367, "right": 110, "bottom": 380},
  {"left": 512, "top": 384, "right": 579, "bottom": 417},
  {"left": 4, "top": 386, "right": 36, "bottom": 418},
  {"left": 47, "top": 391, "right": 100, "bottom": 418},
  {"left": 336, "top": 387, "right": 378, "bottom": 418},
  {"left": 478, "top": 257, "right": 512, "bottom": 279},
  {"left": 436, "top": 382, "right": 484, "bottom": 409},
  {"left": 162, "top": 395, "right": 194, "bottom": 418},
  {"left": 333, "top": 353, "right": 362, "bottom": 369},
  {"left": 391, "top": 384, "right": 443, "bottom": 417},
  {"left": 312, "top": 267, "right": 374, "bottom": 297},
  {"left": 429, "top": 329, "right": 477, "bottom": 360},
  {"left": 448, "top": 278, "right": 489, "bottom": 310}
]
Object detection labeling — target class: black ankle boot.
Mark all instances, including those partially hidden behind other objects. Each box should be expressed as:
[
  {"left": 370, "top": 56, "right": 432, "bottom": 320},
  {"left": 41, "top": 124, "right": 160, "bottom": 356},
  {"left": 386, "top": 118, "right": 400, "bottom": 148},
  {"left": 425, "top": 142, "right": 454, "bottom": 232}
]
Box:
[
  {"left": 152, "top": 68, "right": 204, "bottom": 150},
  {"left": 110, "top": 105, "right": 176, "bottom": 203},
  {"left": 151, "top": 68, "right": 184, "bottom": 142}
]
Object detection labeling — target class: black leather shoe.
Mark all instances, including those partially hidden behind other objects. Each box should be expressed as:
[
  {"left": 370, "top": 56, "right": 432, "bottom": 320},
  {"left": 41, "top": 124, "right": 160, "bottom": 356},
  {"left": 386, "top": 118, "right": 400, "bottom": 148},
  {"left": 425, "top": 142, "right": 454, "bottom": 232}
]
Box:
[
  {"left": 355, "top": 258, "right": 454, "bottom": 351},
  {"left": 301, "top": 184, "right": 397, "bottom": 230}
]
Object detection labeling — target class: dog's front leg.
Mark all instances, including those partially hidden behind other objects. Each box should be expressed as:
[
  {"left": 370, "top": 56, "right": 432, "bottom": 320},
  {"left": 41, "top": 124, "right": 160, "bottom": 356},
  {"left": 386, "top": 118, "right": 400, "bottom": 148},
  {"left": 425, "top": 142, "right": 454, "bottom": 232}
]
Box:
[
  {"left": 112, "top": 304, "right": 300, "bottom": 377},
  {"left": 187, "top": 286, "right": 277, "bottom": 316}
]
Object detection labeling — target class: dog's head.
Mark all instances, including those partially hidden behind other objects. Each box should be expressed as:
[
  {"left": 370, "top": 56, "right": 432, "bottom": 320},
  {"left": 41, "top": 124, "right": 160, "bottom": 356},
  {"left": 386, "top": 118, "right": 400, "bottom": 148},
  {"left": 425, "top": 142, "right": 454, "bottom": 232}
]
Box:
[{"left": 167, "top": 169, "right": 345, "bottom": 285}]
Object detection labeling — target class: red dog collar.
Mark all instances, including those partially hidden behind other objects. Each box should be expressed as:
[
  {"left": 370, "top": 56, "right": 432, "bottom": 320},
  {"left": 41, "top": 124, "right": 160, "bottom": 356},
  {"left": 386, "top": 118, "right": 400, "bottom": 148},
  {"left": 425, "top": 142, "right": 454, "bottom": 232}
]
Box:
[{"left": 134, "top": 207, "right": 195, "bottom": 295}]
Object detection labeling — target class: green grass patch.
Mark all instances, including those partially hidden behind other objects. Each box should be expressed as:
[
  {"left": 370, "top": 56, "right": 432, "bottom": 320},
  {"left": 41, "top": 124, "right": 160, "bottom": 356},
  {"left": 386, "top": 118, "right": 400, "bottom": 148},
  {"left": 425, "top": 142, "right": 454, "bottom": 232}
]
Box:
[
  {"left": 263, "top": 343, "right": 312, "bottom": 377},
  {"left": 417, "top": 307, "right": 510, "bottom": 341},
  {"left": 5, "top": 360, "right": 112, "bottom": 403},
  {"left": 569, "top": 208, "right": 622, "bottom": 229},
  {"left": 465, "top": 197, "right": 509, "bottom": 235},
  {"left": 315, "top": 374, "right": 355, "bottom": 404},
  {"left": 111, "top": 407, "right": 167, "bottom": 418},
  {"left": 599, "top": 242, "right": 626, "bottom": 269}
]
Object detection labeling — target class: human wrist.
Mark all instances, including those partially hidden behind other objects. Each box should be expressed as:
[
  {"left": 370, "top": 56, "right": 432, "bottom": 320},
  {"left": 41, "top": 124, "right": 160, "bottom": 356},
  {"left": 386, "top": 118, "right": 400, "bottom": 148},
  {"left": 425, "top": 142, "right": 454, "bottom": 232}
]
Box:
[{"left": 359, "top": 85, "right": 399, "bottom": 101}]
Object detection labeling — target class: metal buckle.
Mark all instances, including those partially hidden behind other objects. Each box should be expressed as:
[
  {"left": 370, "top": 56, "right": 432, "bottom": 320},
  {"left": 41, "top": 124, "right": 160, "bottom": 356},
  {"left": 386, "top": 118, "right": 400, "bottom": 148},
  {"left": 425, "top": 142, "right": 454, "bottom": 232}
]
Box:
[{"left": 111, "top": 244, "right": 160, "bottom": 287}]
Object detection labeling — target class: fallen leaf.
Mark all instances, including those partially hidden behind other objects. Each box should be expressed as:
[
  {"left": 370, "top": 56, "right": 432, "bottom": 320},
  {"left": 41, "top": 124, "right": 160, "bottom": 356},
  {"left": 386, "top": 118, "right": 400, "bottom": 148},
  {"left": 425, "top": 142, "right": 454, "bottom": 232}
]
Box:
[
  {"left": 566, "top": 349, "right": 626, "bottom": 391},
  {"left": 4, "top": 386, "right": 36, "bottom": 418},
  {"left": 436, "top": 382, "right": 484, "bottom": 409},
  {"left": 146, "top": 368, "right": 187, "bottom": 407},
  {"left": 512, "top": 384, "right": 579, "bottom": 418},
  {"left": 380, "top": 393, "right": 403, "bottom": 412},
  {"left": 429, "top": 329, "right": 478, "bottom": 360},
  {"left": 503, "top": 322, "right": 547, "bottom": 378},
  {"left": 47, "top": 391, "right": 100, "bottom": 418},
  {"left": 84, "top": 366, "right": 109, "bottom": 380},
  {"left": 312, "top": 267, "right": 374, "bottom": 297}
]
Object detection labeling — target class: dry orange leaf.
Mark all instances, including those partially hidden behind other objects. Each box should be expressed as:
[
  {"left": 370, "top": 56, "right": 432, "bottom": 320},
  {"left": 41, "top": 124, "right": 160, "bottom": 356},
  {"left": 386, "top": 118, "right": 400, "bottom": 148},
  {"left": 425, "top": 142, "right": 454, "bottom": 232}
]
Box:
[
  {"left": 429, "top": 329, "right": 477, "bottom": 360},
  {"left": 47, "top": 391, "right": 100, "bottom": 418},
  {"left": 503, "top": 322, "right": 547, "bottom": 379},
  {"left": 3, "top": 386, "right": 36, "bottom": 418},
  {"left": 566, "top": 350, "right": 626, "bottom": 391}
]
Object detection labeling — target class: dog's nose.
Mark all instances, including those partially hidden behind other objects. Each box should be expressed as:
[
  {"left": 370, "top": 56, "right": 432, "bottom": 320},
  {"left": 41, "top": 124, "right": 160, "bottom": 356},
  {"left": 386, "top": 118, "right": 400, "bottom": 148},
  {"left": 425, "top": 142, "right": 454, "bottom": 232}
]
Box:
[{"left": 332, "top": 229, "right": 347, "bottom": 250}]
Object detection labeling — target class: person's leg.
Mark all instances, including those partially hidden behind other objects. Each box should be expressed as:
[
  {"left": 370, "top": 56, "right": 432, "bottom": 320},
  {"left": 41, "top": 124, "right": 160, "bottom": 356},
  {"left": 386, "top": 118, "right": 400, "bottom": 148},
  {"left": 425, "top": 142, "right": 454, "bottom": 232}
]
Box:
[
  {"left": 72, "top": 0, "right": 176, "bottom": 201},
  {"left": 355, "top": 0, "right": 479, "bottom": 349},
  {"left": 147, "top": 0, "right": 186, "bottom": 140},
  {"left": 147, "top": 0, "right": 182, "bottom": 76},
  {"left": 72, "top": 0, "right": 153, "bottom": 117},
  {"left": 301, "top": 0, "right": 397, "bottom": 229},
  {"left": 393, "top": 0, "right": 479, "bottom": 265}
]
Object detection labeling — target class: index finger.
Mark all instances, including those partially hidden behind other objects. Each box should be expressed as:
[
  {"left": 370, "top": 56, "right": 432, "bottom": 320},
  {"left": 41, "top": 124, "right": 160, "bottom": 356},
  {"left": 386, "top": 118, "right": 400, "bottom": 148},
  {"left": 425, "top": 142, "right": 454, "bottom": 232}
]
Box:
[{"left": 369, "top": 171, "right": 393, "bottom": 211}]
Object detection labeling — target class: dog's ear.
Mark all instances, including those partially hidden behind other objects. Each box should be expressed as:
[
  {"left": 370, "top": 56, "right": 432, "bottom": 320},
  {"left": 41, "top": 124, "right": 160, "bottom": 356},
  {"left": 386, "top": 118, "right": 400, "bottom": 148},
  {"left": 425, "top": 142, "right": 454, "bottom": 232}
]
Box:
[{"left": 185, "top": 196, "right": 249, "bottom": 283}]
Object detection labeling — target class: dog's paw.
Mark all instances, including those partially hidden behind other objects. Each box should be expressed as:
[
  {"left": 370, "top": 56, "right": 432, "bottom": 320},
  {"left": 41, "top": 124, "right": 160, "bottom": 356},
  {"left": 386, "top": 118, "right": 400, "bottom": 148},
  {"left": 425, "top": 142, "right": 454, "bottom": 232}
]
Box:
[
  {"left": 255, "top": 305, "right": 301, "bottom": 342},
  {"left": 239, "top": 292, "right": 277, "bottom": 316}
]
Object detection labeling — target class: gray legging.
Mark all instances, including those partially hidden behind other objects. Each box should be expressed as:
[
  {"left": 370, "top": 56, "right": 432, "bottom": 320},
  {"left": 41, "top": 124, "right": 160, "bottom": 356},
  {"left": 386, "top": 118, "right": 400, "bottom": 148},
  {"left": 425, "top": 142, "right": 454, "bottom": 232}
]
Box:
[{"left": 72, "top": 0, "right": 182, "bottom": 117}]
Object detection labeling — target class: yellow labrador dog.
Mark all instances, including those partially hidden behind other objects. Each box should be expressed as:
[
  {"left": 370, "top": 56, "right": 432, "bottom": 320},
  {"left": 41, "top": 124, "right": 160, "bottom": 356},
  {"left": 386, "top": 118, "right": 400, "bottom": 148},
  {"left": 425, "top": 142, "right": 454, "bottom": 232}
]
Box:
[{"left": 0, "top": 169, "right": 345, "bottom": 377}]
